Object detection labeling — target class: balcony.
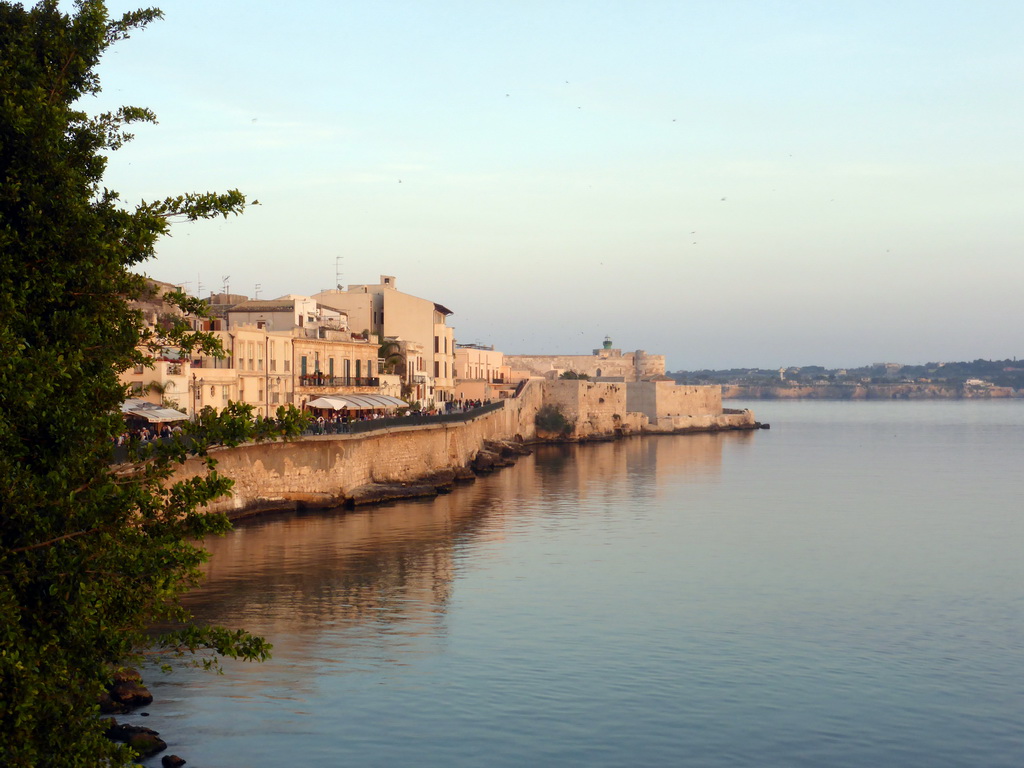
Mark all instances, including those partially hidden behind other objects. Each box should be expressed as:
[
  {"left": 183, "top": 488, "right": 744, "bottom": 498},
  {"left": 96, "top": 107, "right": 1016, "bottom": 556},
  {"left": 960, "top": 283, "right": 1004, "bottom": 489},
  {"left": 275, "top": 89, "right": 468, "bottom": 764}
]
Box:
[{"left": 298, "top": 374, "right": 380, "bottom": 389}]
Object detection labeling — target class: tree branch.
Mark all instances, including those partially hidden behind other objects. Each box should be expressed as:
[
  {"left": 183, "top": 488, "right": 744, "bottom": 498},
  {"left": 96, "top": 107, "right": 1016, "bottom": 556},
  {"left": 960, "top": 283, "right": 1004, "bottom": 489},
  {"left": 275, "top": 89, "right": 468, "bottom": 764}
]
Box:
[{"left": 10, "top": 528, "right": 100, "bottom": 554}]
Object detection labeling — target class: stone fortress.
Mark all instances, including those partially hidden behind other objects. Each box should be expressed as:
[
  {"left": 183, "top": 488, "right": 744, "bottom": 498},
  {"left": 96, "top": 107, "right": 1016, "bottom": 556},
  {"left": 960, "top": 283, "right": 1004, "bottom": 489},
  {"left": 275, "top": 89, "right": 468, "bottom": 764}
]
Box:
[{"left": 505, "top": 336, "right": 667, "bottom": 382}]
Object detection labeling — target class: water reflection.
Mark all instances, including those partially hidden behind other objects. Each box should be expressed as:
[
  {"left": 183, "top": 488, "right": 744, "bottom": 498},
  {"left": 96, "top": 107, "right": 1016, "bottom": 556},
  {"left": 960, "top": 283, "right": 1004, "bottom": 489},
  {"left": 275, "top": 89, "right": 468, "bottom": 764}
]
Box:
[{"left": 184, "top": 433, "right": 730, "bottom": 641}]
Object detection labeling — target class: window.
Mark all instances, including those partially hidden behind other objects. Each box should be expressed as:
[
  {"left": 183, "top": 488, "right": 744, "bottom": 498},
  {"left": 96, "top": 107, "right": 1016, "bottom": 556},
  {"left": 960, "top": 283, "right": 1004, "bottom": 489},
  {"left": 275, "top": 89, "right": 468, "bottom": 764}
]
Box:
[
  {"left": 329, "top": 358, "right": 334, "bottom": 378},
  {"left": 356, "top": 359, "right": 361, "bottom": 380},
  {"left": 130, "top": 382, "right": 143, "bottom": 395},
  {"left": 284, "top": 359, "right": 290, "bottom": 372},
  {"left": 434, "top": 336, "right": 439, "bottom": 353},
  {"left": 133, "top": 364, "right": 144, "bottom": 374},
  {"left": 300, "top": 356, "right": 307, "bottom": 376},
  {"left": 434, "top": 361, "right": 439, "bottom": 378}
]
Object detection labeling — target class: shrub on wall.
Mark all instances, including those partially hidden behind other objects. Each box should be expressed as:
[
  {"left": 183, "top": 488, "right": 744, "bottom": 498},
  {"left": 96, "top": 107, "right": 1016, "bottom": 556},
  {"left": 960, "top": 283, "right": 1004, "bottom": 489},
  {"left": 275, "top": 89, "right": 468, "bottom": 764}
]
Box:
[{"left": 535, "top": 404, "right": 574, "bottom": 435}]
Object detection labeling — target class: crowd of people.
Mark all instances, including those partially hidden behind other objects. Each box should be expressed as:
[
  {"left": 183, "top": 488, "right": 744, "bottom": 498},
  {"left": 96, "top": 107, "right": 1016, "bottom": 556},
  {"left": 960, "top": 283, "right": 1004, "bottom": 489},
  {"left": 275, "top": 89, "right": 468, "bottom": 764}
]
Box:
[
  {"left": 113, "top": 422, "right": 183, "bottom": 445},
  {"left": 304, "top": 398, "right": 495, "bottom": 435},
  {"left": 444, "top": 398, "right": 491, "bottom": 413}
]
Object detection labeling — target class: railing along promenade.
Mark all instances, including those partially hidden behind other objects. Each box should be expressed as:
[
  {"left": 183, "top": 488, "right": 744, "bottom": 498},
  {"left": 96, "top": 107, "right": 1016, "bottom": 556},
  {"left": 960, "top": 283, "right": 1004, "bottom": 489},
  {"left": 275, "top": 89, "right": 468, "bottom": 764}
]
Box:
[
  {"left": 111, "top": 401, "right": 506, "bottom": 464},
  {"left": 303, "top": 401, "right": 504, "bottom": 435}
]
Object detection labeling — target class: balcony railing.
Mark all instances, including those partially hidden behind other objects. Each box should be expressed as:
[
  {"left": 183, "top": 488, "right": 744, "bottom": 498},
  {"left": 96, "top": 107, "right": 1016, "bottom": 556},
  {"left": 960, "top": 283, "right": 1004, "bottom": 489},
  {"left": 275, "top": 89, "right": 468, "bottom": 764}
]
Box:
[{"left": 298, "top": 374, "right": 380, "bottom": 388}]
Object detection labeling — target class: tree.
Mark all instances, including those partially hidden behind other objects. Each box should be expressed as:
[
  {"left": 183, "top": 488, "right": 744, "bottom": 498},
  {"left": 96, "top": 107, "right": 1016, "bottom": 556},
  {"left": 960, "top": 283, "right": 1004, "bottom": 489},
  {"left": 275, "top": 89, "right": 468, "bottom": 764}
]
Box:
[
  {"left": 0, "top": 3, "right": 307, "bottom": 764},
  {"left": 377, "top": 335, "right": 405, "bottom": 377}
]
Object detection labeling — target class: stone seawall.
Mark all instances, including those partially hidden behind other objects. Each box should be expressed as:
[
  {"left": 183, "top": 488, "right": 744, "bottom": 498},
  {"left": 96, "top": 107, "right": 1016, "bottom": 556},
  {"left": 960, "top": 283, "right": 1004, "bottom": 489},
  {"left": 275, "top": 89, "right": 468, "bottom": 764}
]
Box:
[{"left": 175, "top": 380, "right": 759, "bottom": 517}]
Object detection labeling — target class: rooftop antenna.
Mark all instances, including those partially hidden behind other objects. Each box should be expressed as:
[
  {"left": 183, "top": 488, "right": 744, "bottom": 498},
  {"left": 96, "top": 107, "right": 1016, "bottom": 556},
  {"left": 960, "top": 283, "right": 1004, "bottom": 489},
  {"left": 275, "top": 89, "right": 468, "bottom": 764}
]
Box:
[
  {"left": 197, "top": 275, "right": 203, "bottom": 298},
  {"left": 254, "top": 282, "right": 262, "bottom": 299},
  {"left": 335, "top": 255, "right": 344, "bottom": 290},
  {"left": 222, "top": 275, "right": 230, "bottom": 296}
]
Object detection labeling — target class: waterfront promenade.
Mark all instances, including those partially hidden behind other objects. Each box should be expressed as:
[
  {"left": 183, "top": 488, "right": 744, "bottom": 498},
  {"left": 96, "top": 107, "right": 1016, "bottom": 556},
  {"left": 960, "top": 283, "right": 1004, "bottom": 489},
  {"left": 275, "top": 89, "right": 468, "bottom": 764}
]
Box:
[{"left": 155, "top": 379, "right": 757, "bottom": 518}]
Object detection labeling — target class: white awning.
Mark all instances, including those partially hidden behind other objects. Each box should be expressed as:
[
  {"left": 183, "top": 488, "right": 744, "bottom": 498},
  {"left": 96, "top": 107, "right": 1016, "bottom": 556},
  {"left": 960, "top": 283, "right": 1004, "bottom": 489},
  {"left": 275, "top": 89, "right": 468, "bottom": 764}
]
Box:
[
  {"left": 306, "top": 396, "right": 349, "bottom": 410},
  {"left": 120, "top": 398, "right": 189, "bottom": 423},
  {"left": 306, "top": 394, "right": 407, "bottom": 411}
]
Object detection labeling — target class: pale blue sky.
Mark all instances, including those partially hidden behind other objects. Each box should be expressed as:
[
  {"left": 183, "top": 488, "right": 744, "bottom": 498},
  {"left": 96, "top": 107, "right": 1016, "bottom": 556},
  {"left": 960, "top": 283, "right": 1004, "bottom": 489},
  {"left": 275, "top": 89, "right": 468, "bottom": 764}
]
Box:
[{"left": 85, "top": 1, "right": 1024, "bottom": 369}]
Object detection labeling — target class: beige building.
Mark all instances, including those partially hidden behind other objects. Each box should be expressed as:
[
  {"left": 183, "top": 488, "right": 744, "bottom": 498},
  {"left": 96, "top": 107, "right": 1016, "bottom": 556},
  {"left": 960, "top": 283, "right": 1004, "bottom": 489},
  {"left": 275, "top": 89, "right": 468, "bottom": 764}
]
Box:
[
  {"left": 314, "top": 275, "right": 456, "bottom": 408},
  {"left": 453, "top": 344, "right": 515, "bottom": 402},
  {"left": 123, "top": 283, "right": 396, "bottom": 419}
]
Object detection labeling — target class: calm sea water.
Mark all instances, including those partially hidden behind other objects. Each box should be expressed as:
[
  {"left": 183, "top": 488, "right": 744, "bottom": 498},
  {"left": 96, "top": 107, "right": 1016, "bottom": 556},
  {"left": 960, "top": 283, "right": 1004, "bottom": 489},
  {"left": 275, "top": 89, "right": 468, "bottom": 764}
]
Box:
[{"left": 136, "top": 400, "right": 1024, "bottom": 767}]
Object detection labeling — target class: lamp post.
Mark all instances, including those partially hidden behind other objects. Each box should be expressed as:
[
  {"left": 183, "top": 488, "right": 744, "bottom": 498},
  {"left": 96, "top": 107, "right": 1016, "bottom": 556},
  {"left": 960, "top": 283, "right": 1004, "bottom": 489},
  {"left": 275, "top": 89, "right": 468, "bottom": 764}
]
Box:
[
  {"left": 191, "top": 373, "right": 204, "bottom": 419},
  {"left": 259, "top": 315, "right": 269, "bottom": 419}
]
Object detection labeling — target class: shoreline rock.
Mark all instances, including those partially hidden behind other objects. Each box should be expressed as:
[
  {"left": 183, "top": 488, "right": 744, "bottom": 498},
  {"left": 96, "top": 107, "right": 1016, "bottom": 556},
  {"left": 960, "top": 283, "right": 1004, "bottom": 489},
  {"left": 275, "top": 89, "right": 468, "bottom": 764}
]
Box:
[
  {"left": 99, "top": 667, "right": 153, "bottom": 714},
  {"left": 104, "top": 719, "right": 167, "bottom": 758}
]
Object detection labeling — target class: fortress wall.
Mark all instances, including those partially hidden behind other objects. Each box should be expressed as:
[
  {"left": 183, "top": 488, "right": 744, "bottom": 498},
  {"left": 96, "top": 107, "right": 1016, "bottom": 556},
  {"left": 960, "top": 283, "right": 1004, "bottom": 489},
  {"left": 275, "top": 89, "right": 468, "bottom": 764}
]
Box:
[
  {"left": 173, "top": 378, "right": 750, "bottom": 516},
  {"left": 181, "top": 408, "right": 505, "bottom": 516},
  {"left": 178, "top": 380, "right": 548, "bottom": 516},
  {"left": 540, "top": 380, "right": 636, "bottom": 437},
  {"left": 626, "top": 381, "right": 721, "bottom": 425},
  {"left": 655, "top": 382, "right": 721, "bottom": 421}
]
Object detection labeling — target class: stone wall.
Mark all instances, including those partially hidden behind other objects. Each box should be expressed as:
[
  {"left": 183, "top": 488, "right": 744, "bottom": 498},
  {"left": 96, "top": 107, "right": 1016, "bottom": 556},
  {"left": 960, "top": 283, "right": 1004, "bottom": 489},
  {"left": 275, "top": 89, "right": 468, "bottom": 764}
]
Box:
[
  {"left": 539, "top": 380, "right": 644, "bottom": 438},
  {"left": 174, "top": 378, "right": 755, "bottom": 516},
  {"left": 626, "top": 381, "right": 723, "bottom": 426}
]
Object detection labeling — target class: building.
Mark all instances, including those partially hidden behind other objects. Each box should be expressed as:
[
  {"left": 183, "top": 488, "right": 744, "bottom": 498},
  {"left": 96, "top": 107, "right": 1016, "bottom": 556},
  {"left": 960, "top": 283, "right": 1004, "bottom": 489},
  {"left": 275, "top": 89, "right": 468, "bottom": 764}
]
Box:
[
  {"left": 313, "top": 275, "right": 456, "bottom": 408},
  {"left": 453, "top": 344, "right": 514, "bottom": 402},
  {"left": 219, "top": 295, "right": 380, "bottom": 414}
]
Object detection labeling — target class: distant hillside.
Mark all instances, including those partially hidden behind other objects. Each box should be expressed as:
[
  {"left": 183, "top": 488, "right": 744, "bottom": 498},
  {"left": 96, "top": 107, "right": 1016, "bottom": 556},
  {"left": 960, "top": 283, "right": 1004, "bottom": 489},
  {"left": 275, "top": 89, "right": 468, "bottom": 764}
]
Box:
[{"left": 669, "top": 359, "right": 1024, "bottom": 399}]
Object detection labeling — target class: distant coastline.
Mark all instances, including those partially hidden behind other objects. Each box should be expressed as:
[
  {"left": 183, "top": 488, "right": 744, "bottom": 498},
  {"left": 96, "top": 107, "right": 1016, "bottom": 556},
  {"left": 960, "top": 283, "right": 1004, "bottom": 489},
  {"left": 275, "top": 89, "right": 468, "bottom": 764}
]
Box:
[
  {"left": 671, "top": 358, "right": 1024, "bottom": 400},
  {"left": 720, "top": 383, "right": 1021, "bottom": 400}
]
